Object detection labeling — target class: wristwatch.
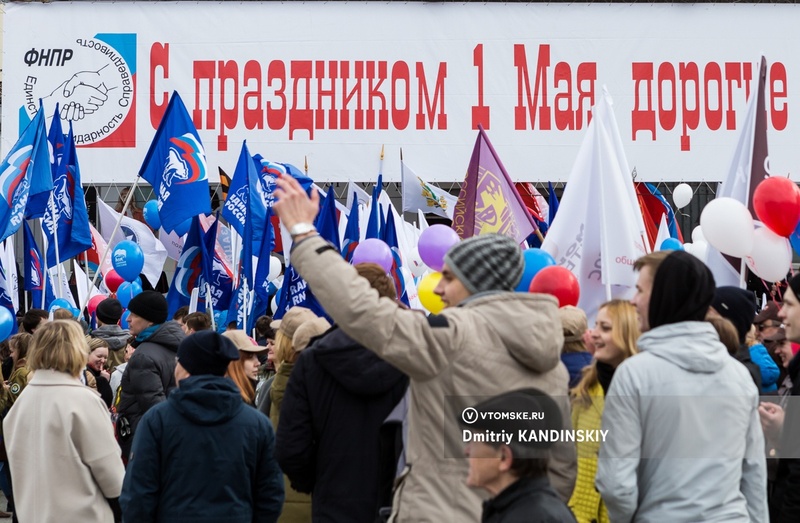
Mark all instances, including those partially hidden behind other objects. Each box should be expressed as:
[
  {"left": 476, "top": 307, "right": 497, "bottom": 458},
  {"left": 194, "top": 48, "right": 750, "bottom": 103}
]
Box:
[{"left": 289, "top": 222, "right": 317, "bottom": 238}]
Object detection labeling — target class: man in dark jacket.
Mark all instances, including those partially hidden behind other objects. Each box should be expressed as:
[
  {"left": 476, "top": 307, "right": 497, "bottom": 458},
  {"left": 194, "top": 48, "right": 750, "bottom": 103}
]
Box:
[
  {"left": 116, "top": 291, "right": 184, "bottom": 458},
  {"left": 120, "top": 331, "right": 284, "bottom": 522},
  {"left": 275, "top": 263, "right": 408, "bottom": 523},
  {"left": 460, "top": 389, "right": 576, "bottom": 523}
]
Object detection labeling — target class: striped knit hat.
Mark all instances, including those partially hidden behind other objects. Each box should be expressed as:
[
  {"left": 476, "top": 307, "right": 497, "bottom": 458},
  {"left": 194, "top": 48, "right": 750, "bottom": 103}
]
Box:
[{"left": 443, "top": 234, "right": 524, "bottom": 295}]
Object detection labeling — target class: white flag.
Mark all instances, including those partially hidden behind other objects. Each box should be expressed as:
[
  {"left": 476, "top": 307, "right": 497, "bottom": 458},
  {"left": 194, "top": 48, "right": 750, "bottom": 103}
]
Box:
[
  {"left": 0, "top": 238, "right": 19, "bottom": 312},
  {"left": 654, "top": 214, "right": 671, "bottom": 252},
  {"left": 48, "top": 263, "right": 76, "bottom": 308},
  {"left": 705, "top": 58, "right": 765, "bottom": 288},
  {"left": 542, "top": 90, "right": 648, "bottom": 322},
  {"left": 73, "top": 259, "right": 102, "bottom": 312},
  {"left": 97, "top": 199, "right": 168, "bottom": 288},
  {"left": 401, "top": 161, "right": 458, "bottom": 219}
]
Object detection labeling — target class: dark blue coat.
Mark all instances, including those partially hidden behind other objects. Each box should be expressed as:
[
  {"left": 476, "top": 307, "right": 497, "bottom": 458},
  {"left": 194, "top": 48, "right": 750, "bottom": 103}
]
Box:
[
  {"left": 120, "top": 375, "right": 284, "bottom": 523},
  {"left": 275, "top": 327, "right": 408, "bottom": 523}
]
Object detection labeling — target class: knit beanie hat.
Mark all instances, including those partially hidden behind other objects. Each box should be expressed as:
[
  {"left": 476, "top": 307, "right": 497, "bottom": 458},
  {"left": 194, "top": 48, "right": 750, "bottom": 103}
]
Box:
[
  {"left": 127, "top": 290, "right": 169, "bottom": 325},
  {"left": 442, "top": 234, "right": 524, "bottom": 295},
  {"left": 177, "top": 330, "right": 240, "bottom": 376},
  {"left": 96, "top": 298, "right": 123, "bottom": 325},
  {"left": 711, "top": 286, "right": 758, "bottom": 344}
]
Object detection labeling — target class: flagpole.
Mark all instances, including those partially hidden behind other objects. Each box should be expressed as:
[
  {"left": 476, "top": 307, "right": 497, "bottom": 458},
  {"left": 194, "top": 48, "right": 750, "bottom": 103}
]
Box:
[
  {"left": 38, "top": 222, "right": 58, "bottom": 307},
  {"left": 89, "top": 178, "right": 140, "bottom": 292},
  {"left": 45, "top": 193, "right": 64, "bottom": 299},
  {"left": 205, "top": 282, "right": 216, "bottom": 330}
]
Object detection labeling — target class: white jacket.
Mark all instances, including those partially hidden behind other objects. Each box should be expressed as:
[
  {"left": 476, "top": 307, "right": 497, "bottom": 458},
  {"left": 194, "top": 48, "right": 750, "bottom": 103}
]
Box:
[{"left": 596, "top": 321, "right": 768, "bottom": 523}]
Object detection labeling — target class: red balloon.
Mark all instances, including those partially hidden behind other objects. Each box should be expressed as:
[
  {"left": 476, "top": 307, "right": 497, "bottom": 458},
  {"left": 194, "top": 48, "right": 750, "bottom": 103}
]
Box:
[
  {"left": 753, "top": 177, "right": 800, "bottom": 237},
  {"left": 87, "top": 294, "right": 108, "bottom": 317},
  {"left": 528, "top": 266, "right": 580, "bottom": 307},
  {"left": 104, "top": 270, "right": 125, "bottom": 293}
]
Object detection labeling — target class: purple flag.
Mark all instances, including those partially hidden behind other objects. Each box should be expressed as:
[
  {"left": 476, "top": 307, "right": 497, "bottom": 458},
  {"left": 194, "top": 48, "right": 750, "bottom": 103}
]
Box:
[{"left": 452, "top": 125, "right": 536, "bottom": 243}]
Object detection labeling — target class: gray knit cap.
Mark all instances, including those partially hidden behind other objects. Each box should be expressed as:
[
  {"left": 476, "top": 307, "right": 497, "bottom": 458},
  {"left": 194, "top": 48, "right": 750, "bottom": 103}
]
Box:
[{"left": 442, "top": 234, "right": 524, "bottom": 295}]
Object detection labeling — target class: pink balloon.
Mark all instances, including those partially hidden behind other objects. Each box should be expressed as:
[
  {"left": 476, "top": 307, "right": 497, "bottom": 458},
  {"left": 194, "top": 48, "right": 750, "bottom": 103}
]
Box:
[
  {"left": 418, "top": 224, "right": 460, "bottom": 271},
  {"left": 87, "top": 295, "right": 108, "bottom": 317},
  {"left": 352, "top": 239, "right": 393, "bottom": 272}
]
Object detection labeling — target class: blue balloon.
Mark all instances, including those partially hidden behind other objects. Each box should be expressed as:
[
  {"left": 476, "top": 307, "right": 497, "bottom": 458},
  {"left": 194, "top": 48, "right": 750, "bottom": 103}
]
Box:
[
  {"left": 0, "top": 308, "right": 14, "bottom": 342},
  {"left": 172, "top": 217, "right": 193, "bottom": 237},
  {"left": 69, "top": 307, "right": 80, "bottom": 318},
  {"left": 112, "top": 240, "right": 145, "bottom": 282},
  {"left": 659, "top": 237, "right": 684, "bottom": 251},
  {"left": 214, "top": 310, "right": 228, "bottom": 334},
  {"left": 117, "top": 280, "right": 143, "bottom": 308},
  {"left": 119, "top": 309, "right": 131, "bottom": 329},
  {"left": 143, "top": 200, "right": 161, "bottom": 230},
  {"left": 49, "top": 298, "right": 72, "bottom": 313},
  {"left": 515, "top": 248, "right": 557, "bottom": 292}
]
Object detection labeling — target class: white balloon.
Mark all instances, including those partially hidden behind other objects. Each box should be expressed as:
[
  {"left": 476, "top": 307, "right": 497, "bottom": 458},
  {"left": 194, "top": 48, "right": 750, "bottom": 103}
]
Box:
[
  {"left": 267, "top": 256, "right": 282, "bottom": 282},
  {"left": 691, "top": 226, "right": 705, "bottom": 244},
  {"left": 270, "top": 294, "right": 279, "bottom": 315},
  {"left": 745, "top": 227, "right": 792, "bottom": 282},
  {"left": 673, "top": 183, "right": 693, "bottom": 209},
  {"left": 690, "top": 241, "right": 709, "bottom": 263},
  {"left": 699, "top": 197, "right": 755, "bottom": 257}
]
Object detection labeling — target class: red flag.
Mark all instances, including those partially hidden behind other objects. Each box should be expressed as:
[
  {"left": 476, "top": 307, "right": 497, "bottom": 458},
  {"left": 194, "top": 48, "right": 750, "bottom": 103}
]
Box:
[{"left": 515, "top": 182, "right": 545, "bottom": 223}]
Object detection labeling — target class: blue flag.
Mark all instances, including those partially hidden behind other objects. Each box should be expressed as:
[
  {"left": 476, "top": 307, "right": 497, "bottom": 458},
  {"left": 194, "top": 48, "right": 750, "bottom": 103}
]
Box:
[
  {"left": 227, "top": 142, "right": 257, "bottom": 331},
  {"left": 0, "top": 102, "right": 53, "bottom": 243},
  {"left": 315, "top": 186, "right": 341, "bottom": 251},
  {"left": 547, "top": 182, "right": 559, "bottom": 225},
  {"left": 23, "top": 221, "right": 55, "bottom": 310},
  {"left": 139, "top": 91, "right": 211, "bottom": 233},
  {"left": 166, "top": 215, "right": 205, "bottom": 317},
  {"left": 341, "top": 194, "right": 360, "bottom": 262},
  {"left": 202, "top": 217, "right": 233, "bottom": 312},
  {"left": 43, "top": 124, "right": 92, "bottom": 267},
  {"left": 365, "top": 174, "right": 382, "bottom": 239},
  {"left": 273, "top": 263, "right": 327, "bottom": 320},
  {"left": 28, "top": 105, "right": 66, "bottom": 219},
  {"left": 382, "top": 210, "right": 409, "bottom": 307},
  {"left": 0, "top": 241, "right": 16, "bottom": 319},
  {"left": 644, "top": 182, "right": 682, "bottom": 239},
  {"left": 252, "top": 207, "right": 276, "bottom": 321}
]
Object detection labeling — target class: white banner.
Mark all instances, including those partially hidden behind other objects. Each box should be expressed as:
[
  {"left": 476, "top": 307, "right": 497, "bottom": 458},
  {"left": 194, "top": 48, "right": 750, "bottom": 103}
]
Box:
[{"left": 3, "top": 2, "right": 800, "bottom": 183}]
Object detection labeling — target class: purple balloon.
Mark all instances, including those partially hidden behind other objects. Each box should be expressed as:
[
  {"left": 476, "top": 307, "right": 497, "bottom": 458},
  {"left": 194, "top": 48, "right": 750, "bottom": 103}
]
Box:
[
  {"left": 352, "top": 239, "right": 393, "bottom": 272},
  {"left": 418, "top": 224, "right": 460, "bottom": 271}
]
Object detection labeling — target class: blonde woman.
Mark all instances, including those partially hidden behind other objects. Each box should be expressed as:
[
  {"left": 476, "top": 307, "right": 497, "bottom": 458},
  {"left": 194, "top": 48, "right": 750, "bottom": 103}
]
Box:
[
  {"left": 3, "top": 320, "right": 125, "bottom": 522},
  {"left": 569, "top": 300, "right": 640, "bottom": 523}
]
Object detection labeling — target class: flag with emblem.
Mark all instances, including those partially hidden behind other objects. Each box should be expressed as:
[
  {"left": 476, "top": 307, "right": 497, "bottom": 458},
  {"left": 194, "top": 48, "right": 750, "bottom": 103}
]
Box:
[
  {"left": 27, "top": 104, "right": 65, "bottom": 219},
  {"left": 167, "top": 215, "right": 205, "bottom": 317},
  {"left": 0, "top": 101, "right": 53, "bottom": 243},
  {"left": 452, "top": 126, "right": 537, "bottom": 243},
  {"left": 139, "top": 91, "right": 211, "bottom": 233},
  {"left": 23, "top": 220, "right": 55, "bottom": 310},
  {"left": 42, "top": 124, "right": 92, "bottom": 266}
]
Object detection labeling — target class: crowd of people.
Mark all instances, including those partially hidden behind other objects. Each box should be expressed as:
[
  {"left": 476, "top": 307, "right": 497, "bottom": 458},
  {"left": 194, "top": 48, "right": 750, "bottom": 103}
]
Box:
[{"left": 0, "top": 171, "right": 794, "bottom": 522}]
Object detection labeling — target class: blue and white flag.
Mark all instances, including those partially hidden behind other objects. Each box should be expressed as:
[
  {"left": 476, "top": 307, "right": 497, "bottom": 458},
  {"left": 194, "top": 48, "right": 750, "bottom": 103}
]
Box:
[
  {"left": 341, "top": 195, "right": 360, "bottom": 262},
  {"left": 43, "top": 124, "right": 92, "bottom": 266},
  {"left": 139, "top": 91, "right": 211, "bottom": 233},
  {"left": 167, "top": 215, "right": 205, "bottom": 317},
  {"left": 315, "top": 186, "right": 341, "bottom": 251},
  {"left": 27, "top": 104, "right": 65, "bottom": 219},
  {"left": 0, "top": 102, "right": 53, "bottom": 243},
  {"left": 202, "top": 216, "right": 233, "bottom": 312},
  {"left": 23, "top": 220, "right": 55, "bottom": 310},
  {"left": 227, "top": 142, "right": 257, "bottom": 331}
]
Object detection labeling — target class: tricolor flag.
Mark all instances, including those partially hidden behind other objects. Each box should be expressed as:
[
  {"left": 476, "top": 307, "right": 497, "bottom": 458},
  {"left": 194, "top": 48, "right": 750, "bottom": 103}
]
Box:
[
  {"left": 452, "top": 126, "right": 537, "bottom": 243},
  {"left": 341, "top": 194, "right": 360, "bottom": 262},
  {"left": 139, "top": 91, "right": 211, "bottom": 233}
]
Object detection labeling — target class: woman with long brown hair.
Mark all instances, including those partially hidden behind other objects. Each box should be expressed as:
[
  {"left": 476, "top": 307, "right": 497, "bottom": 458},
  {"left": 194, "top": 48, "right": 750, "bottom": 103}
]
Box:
[
  {"left": 568, "top": 300, "right": 640, "bottom": 523},
  {"left": 223, "top": 330, "right": 264, "bottom": 406}
]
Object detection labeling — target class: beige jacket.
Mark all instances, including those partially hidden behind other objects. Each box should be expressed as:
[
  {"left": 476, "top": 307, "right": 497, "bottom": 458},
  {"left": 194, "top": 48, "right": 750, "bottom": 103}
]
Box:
[
  {"left": 4, "top": 369, "right": 125, "bottom": 523},
  {"left": 292, "top": 236, "right": 576, "bottom": 523}
]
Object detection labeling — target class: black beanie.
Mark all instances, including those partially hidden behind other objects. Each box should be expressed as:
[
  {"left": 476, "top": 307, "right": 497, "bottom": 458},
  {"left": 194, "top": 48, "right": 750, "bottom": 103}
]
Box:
[
  {"left": 127, "top": 291, "right": 168, "bottom": 325},
  {"left": 96, "top": 298, "right": 123, "bottom": 325},
  {"left": 443, "top": 234, "right": 524, "bottom": 294},
  {"left": 649, "top": 251, "right": 715, "bottom": 330},
  {"left": 177, "top": 330, "right": 240, "bottom": 376},
  {"left": 711, "top": 286, "right": 758, "bottom": 344}
]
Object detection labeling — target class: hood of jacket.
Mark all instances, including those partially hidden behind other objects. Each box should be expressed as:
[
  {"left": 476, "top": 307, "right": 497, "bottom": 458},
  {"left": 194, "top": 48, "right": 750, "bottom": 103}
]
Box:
[
  {"left": 458, "top": 292, "right": 563, "bottom": 374},
  {"left": 168, "top": 374, "right": 244, "bottom": 425},
  {"left": 310, "top": 327, "right": 407, "bottom": 396},
  {"left": 140, "top": 321, "right": 184, "bottom": 353},
  {"left": 637, "top": 321, "right": 729, "bottom": 374},
  {"left": 91, "top": 325, "right": 131, "bottom": 350}
]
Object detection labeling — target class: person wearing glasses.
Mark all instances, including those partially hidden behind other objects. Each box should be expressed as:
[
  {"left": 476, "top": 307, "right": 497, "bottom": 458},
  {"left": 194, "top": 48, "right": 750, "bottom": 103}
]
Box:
[{"left": 756, "top": 302, "right": 783, "bottom": 343}]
